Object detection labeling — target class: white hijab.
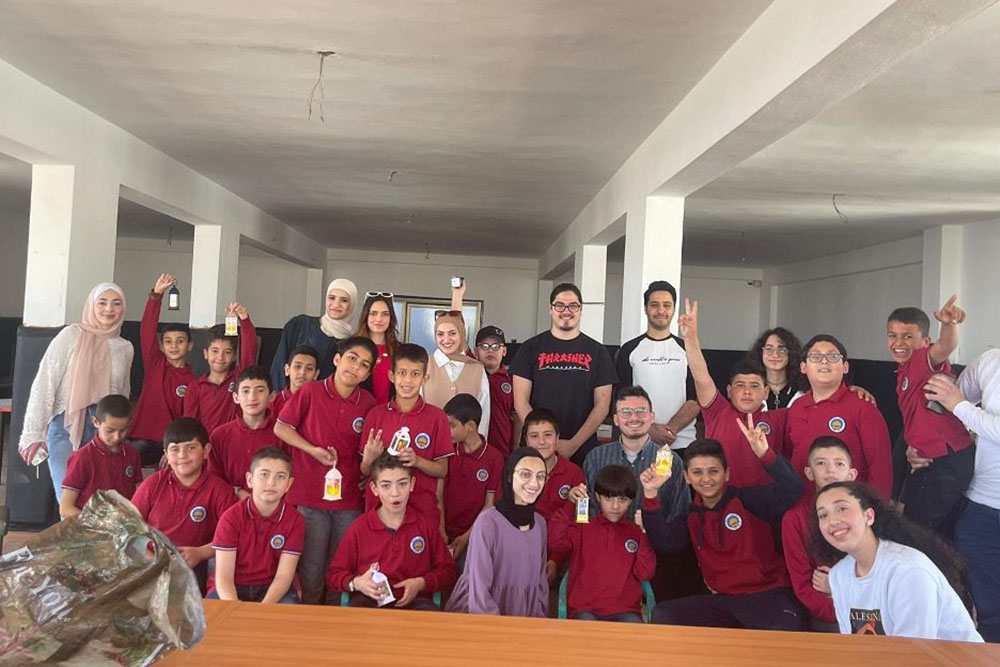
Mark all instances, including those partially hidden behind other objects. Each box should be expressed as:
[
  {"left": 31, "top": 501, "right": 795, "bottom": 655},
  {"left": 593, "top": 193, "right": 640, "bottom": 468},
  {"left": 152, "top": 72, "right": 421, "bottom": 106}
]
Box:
[{"left": 319, "top": 278, "right": 358, "bottom": 339}]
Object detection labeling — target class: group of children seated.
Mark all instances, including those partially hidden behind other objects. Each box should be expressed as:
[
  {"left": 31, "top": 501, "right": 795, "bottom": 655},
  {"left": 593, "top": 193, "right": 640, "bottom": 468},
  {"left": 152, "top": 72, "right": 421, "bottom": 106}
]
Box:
[{"left": 54, "top": 273, "right": 984, "bottom": 643}]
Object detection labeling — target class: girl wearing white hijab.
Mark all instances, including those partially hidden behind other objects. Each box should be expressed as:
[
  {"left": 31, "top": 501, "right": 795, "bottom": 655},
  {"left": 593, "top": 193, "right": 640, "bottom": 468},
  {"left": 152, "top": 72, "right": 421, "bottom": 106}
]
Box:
[
  {"left": 269, "top": 278, "right": 358, "bottom": 389},
  {"left": 18, "top": 283, "right": 134, "bottom": 497}
]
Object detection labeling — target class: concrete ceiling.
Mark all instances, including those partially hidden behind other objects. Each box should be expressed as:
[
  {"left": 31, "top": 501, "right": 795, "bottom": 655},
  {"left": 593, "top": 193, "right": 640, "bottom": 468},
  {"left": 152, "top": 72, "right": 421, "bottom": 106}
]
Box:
[
  {"left": 0, "top": 0, "right": 771, "bottom": 257},
  {"left": 683, "top": 2, "right": 1000, "bottom": 266}
]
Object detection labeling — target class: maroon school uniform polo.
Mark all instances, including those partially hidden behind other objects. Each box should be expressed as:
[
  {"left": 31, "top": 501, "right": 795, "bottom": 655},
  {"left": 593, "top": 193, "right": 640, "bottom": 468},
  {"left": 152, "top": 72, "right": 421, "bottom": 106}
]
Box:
[
  {"left": 535, "top": 455, "right": 585, "bottom": 523},
  {"left": 361, "top": 398, "right": 454, "bottom": 522},
  {"left": 62, "top": 436, "right": 142, "bottom": 508},
  {"left": 487, "top": 366, "right": 515, "bottom": 457},
  {"left": 278, "top": 377, "right": 375, "bottom": 511},
  {"left": 182, "top": 316, "right": 258, "bottom": 434},
  {"left": 213, "top": 497, "right": 305, "bottom": 587},
  {"left": 129, "top": 292, "right": 197, "bottom": 442},
  {"left": 208, "top": 413, "right": 282, "bottom": 491},
  {"left": 269, "top": 388, "right": 293, "bottom": 418},
  {"left": 326, "top": 507, "right": 456, "bottom": 594},
  {"left": 702, "top": 395, "right": 788, "bottom": 487},
  {"left": 443, "top": 438, "right": 504, "bottom": 540},
  {"left": 896, "top": 346, "right": 973, "bottom": 459},
  {"left": 786, "top": 383, "right": 893, "bottom": 497},
  {"left": 781, "top": 499, "right": 836, "bottom": 623},
  {"left": 132, "top": 468, "right": 236, "bottom": 547}
]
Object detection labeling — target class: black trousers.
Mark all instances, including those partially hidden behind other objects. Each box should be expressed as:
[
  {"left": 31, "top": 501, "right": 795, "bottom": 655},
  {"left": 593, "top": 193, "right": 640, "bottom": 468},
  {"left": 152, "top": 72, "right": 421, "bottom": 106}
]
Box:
[
  {"left": 347, "top": 592, "right": 439, "bottom": 611},
  {"left": 651, "top": 587, "right": 805, "bottom": 631},
  {"left": 901, "top": 443, "right": 976, "bottom": 539}
]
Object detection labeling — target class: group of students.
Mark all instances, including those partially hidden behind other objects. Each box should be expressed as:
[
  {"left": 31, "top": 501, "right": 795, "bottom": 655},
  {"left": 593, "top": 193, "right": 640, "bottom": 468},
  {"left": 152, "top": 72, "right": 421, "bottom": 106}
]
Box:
[{"left": 14, "top": 273, "right": 993, "bottom": 644}]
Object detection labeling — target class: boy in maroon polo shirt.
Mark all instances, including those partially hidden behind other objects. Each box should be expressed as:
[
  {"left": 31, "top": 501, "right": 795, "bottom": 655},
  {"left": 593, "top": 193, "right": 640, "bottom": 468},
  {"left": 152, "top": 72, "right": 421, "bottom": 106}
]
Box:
[
  {"left": 274, "top": 336, "right": 377, "bottom": 605},
  {"left": 442, "top": 393, "right": 503, "bottom": 563},
  {"left": 60, "top": 395, "right": 142, "bottom": 519},
  {"left": 644, "top": 417, "right": 806, "bottom": 630},
  {"left": 360, "top": 344, "right": 452, "bottom": 539},
  {"left": 128, "top": 272, "right": 196, "bottom": 466},
  {"left": 209, "top": 366, "right": 282, "bottom": 498},
  {"left": 211, "top": 447, "right": 304, "bottom": 604},
  {"left": 328, "top": 452, "right": 456, "bottom": 610},
  {"left": 786, "top": 335, "right": 892, "bottom": 498},
  {"left": 270, "top": 344, "right": 320, "bottom": 416},
  {"left": 887, "top": 298, "right": 974, "bottom": 535},
  {"left": 781, "top": 436, "right": 857, "bottom": 630},
  {"left": 474, "top": 325, "right": 515, "bottom": 456},
  {"left": 549, "top": 464, "right": 655, "bottom": 622},
  {"left": 132, "top": 417, "right": 236, "bottom": 592},
  {"left": 183, "top": 302, "right": 258, "bottom": 434}
]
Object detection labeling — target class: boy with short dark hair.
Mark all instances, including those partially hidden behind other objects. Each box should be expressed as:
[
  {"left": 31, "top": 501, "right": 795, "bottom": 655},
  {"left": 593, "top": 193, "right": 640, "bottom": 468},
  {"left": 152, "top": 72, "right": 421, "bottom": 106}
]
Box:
[
  {"left": 211, "top": 446, "right": 304, "bottom": 604},
  {"left": 271, "top": 344, "right": 320, "bottom": 416},
  {"left": 274, "top": 336, "right": 377, "bottom": 604},
  {"left": 474, "top": 325, "right": 515, "bottom": 457},
  {"left": 360, "top": 343, "right": 453, "bottom": 538},
  {"left": 442, "top": 393, "right": 504, "bottom": 561},
  {"left": 781, "top": 436, "right": 857, "bottom": 629},
  {"left": 183, "top": 302, "right": 258, "bottom": 433},
  {"left": 60, "top": 394, "right": 142, "bottom": 518},
  {"left": 887, "top": 297, "right": 974, "bottom": 533},
  {"left": 131, "top": 417, "right": 237, "bottom": 589},
  {"left": 209, "top": 366, "right": 282, "bottom": 498},
  {"left": 643, "top": 418, "right": 805, "bottom": 630},
  {"left": 128, "top": 272, "right": 197, "bottom": 465},
  {"left": 549, "top": 464, "right": 656, "bottom": 622},
  {"left": 328, "top": 452, "right": 456, "bottom": 609}
]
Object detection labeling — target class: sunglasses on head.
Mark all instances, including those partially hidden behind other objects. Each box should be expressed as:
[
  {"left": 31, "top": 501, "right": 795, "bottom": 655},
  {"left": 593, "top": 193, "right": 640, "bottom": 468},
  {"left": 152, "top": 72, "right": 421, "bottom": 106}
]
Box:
[
  {"left": 435, "top": 310, "right": 463, "bottom": 319},
  {"left": 365, "top": 291, "right": 394, "bottom": 300}
]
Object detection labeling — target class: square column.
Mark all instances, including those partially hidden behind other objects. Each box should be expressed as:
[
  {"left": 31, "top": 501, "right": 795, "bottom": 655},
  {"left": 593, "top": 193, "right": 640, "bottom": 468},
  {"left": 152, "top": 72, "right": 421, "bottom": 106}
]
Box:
[
  {"left": 190, "top": 224, "right": 240, "bottom": 328},
  {"left": 621, "top": 195, "right": 684, "bottom": 341},
  {"left": 574, "top": 244, "right": 607, "bottom": 342}
]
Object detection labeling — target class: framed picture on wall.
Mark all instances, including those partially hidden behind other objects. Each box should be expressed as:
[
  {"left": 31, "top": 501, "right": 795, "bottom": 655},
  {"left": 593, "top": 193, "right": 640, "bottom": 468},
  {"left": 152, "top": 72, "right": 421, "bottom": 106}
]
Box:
[{"left": 392, "top": 296, "right": 482, "bottom": 353}]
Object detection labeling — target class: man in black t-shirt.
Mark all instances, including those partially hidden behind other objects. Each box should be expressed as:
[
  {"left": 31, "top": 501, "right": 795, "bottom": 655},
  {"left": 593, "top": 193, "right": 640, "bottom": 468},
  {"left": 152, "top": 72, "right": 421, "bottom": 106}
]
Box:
[{"left": 510, "top": 282, "right": 616, "bottom": 465}]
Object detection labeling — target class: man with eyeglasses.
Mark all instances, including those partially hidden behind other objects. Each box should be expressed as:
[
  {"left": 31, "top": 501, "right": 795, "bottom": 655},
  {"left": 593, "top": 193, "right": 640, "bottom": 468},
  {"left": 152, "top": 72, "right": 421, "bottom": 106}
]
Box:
[
  {"left": 616, "top": 281, "right": 699, "bottom": 450},
  {"left": 474, "top": 325, "right": 515, "bottom": 456},
  {"left": 511, "top": 282, "right": 616, "bottom": 466}
]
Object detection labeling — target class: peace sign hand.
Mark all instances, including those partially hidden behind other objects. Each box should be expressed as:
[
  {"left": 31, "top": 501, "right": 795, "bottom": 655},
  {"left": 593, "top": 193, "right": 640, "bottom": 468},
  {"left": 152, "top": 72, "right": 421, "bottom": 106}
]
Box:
[
  {"left": 678, "top": 299, "right": 699, "bottom": 341},
  {"left": 735, "top": 411, "right": 769, "bottom": 459}
]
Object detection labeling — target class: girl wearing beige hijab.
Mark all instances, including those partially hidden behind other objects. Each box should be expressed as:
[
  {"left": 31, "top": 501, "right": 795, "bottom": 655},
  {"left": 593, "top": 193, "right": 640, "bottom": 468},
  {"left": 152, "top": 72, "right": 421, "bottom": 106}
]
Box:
[
  {"left": 270, "top": 278, "right": 358, "bottom": 389},
  {"left": 18, "top": 282, "right": 134, "bottom": 497},
  {"left": 423, "top": 310, "right": 491, "bottom": 438}
]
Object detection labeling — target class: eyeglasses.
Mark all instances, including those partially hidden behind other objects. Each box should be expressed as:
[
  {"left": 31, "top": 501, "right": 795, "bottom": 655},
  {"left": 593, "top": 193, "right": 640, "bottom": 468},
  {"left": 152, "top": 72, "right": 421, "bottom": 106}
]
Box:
[
  {"left": 617, "top": 407, "right": 650, "bottom": 418},
  {"left": 513, "top": 468, "right": 547, "bottom": 484},
  {"left": 551, "top": 302, "right": 582, "bottom": 313},
  {"left": 477, "top": 342, "right": 503, "bottom": 351},
  {"left": 365, "top": 291, "right": 394, "bottom": 299},
  {"left": 434, "top": 310, "right": 464, "bottom": 319},
  {"left": 762, "top": 344, "right": 789, "bottom": 357},
  {"left": 806, "top": 352, "right": 844, "bottom": 364}
]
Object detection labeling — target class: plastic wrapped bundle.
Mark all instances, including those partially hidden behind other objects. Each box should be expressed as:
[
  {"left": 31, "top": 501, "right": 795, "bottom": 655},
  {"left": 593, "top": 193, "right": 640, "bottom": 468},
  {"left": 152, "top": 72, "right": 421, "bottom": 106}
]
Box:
[{"left": 0, "top": 490, "right": 205, "bottom": 665}]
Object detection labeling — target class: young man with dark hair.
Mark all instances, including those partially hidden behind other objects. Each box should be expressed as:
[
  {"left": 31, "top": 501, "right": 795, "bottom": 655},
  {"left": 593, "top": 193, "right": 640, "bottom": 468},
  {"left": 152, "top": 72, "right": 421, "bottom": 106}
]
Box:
[
  {"left": 615, "top": 281, "right": 699, "bottom": 450},
  {"left": 183, "top": 302, "right": 258, "bottom": 433},
  {"left": 887, "top": 297, "right": 974, "bottom": 534},
  {"left": 511, "top": 282, "right": 616, "bottom": 466},
  {"left": 474, "top": 325, "right": 516, "bottom": 457},
  {"left": 271, "top": 344, "right": 320, "bottom": 416},
  {"left": 128, "top": 272, "right": 197, "bottom": 465}
]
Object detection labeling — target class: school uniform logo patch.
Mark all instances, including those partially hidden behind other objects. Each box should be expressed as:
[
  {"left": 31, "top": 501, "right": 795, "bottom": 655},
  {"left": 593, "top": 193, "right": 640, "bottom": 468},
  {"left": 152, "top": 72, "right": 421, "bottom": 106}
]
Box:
[
  {"left": 352, "top": 417, "right": 364, "bottom": 434},
  {"left": 501, "top": 382, "right": 512, "bottom": 394},
  {"left": 558, "top": 484, "right": 572, "bottom": 500},
  {"left": 176, "top": 384, "right": 188, "bottom": 397},
  {"left": 624, "top": 538, "right": 639, "bottom": 554},
  {"left": 901, "top": 377, "right": 910, "bottom": 392},
  {"left": 270, "top": 534, "right": 286, "bottom": 550},
  {"left": 189, "top": 506, "right": 207, "bottom": 523},
  {"left": 756, "top": 421, "right": 771, "bottom": 435},
  {"left": 476, "top": 468, "right": 489, "bottom": 482},
  {"left": 414, "top": 432, "right": 431, "bottom": 450},
  {"left": 828, "top": 416, "right": 847, "bottom": 433},
  {"left": 410, "top": 536, "right": 426, "bottom": 554},
  {"left": 125, "top": 466, "right": 135, "bottom": 478},
  {"left": 724, "top": 513, "right": 743, "bottom": 531}
]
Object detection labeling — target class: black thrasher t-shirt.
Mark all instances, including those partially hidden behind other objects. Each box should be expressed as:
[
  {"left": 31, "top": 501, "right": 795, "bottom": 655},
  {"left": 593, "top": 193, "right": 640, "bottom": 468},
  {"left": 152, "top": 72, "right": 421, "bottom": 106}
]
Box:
[{"left": 510, "top": 331, "right": 616, "bottom": 464}]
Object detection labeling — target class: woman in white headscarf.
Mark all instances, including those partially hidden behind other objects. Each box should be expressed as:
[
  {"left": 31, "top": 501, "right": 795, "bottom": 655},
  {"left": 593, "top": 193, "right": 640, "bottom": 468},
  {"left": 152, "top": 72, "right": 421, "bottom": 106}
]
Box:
[
  {"left": 18, "top": 283, "right": 134, "bottom": 497},
  {"left": 270, "top": 278, "right": 358, "bottom": 389}
]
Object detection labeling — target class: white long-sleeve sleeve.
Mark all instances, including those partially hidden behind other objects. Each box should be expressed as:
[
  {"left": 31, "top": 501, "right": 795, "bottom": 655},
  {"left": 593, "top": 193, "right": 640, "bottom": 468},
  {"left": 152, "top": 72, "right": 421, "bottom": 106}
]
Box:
[{"left": 955, "top": 349, "right": 1000, "bottom": 507}]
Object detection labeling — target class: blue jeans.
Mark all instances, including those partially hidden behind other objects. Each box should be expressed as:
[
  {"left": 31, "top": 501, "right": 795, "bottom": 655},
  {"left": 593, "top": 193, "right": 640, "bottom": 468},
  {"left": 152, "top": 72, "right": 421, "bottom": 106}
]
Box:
[
  {"left": 955, "top": 499, "right": 1000, "bottom": 642},
  {"left": 572, "top": 610, "right": 643, "bottom": 623},
  {"left": 297, "top": 506, "right": 362, "bottom": 604},
  {"left": 207, "top": 586, "right": 299, "bottom": 604},
  {"left": 46, "top": 407, "right": 97, "bottom": 499}
]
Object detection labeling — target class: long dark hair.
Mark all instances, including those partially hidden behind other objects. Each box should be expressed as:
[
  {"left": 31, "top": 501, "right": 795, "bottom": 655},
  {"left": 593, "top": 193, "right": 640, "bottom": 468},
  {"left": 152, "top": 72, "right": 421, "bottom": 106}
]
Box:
[
  {"left": 355, "top": 295, "right": 399, "bottom": 356},
  {"left": 746, "top": 326, "right": 805, "bottom": 392},
  {"left": 811, "top": 482, "right": 966, "bottom": 597}
]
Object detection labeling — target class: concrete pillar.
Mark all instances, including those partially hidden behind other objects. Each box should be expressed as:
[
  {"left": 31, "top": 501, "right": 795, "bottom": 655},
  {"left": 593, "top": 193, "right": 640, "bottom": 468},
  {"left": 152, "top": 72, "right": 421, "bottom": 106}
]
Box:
[
  {"left": 921, "top": 224, "right": 965, "bottom": 361},
  {"left": 23, "top": 164, "right": 120, "bottom": 326},
  {"left": 305, "top": 267, "right": 325, "bottom": 316},
  {"left": 190, "top": 224, "right": 240, "bottom": 328},
  {"left": 621, "top": 195, "right": 684, "bottom": 342},
  {"left": 574, "top": 244, "right": 607, "bottom": 341}
]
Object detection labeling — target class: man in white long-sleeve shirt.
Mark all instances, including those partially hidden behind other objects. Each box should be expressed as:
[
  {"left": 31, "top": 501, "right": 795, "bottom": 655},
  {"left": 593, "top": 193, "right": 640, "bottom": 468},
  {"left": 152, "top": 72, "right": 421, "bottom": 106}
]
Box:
[{"left": 925, "top": 350, "right": 1000, "bottom": 642}]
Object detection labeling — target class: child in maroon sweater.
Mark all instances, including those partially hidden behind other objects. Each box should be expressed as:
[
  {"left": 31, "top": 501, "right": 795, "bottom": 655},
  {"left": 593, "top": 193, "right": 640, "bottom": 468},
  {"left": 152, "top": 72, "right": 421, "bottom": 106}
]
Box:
[
  {"left": 644, "top": 416, "right": 805, "bottom": 630},
  {"left": 549, "top": 464, "right": 655, "bottom": 622},
  {"left": 270, "top": 344, "right": 320, "bottom": 416}
]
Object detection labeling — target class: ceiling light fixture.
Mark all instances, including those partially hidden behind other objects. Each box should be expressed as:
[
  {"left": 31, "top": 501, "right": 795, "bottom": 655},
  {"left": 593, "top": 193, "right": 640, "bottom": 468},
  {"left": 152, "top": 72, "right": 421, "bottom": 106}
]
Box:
[
  {"left": 832, "top": 193, "right": 849, "bottom": 224},
  {"left": 307, "top": 51, "right": 336, "bottom": 122}
]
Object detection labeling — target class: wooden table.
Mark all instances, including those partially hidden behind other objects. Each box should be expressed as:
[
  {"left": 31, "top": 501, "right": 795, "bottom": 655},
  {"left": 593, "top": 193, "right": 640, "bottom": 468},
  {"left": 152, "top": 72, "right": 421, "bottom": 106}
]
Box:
[{"left": 161, "top": 600, "right": 1000, "bottom": 666}]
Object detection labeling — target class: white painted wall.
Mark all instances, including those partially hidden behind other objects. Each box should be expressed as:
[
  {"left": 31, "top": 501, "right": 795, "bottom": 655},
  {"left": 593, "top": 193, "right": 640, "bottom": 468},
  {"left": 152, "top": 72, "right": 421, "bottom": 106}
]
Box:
[
  {"left": 959, "top": 220, "right": 1000, "bottom": 360},
  {"left": 327, "top": 249, "right": 539, "bottom": 343}
]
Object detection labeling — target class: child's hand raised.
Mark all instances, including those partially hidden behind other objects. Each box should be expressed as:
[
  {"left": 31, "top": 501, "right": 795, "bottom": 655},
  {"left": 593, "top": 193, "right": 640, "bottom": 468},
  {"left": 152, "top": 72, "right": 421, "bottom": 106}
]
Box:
[
  {"left": 677, "top": 299, "right": 699, "bottom": 340},
  {"left": 398, "top": 447, "right": 417, "bottom": 467},
  {"left": 227, "top": 302, "right": 249, "bottom": 320},
  {"left": 639, "top": 464, "right": 671, "bottom": 499},
  {"left": 735, "top": 412, "right": 769, "bottom": 459},
  {"left": 567, "top": 483, "right": 588, "bottom": 502},
  {"left": 363, "top": 429, "right": 384, "bottom": 462},
  {"left": 153, "top": 273, "right": 176, "bottom": 295},
  {"left": 934, "top": 294, "right": 966, "bottom": 326}
]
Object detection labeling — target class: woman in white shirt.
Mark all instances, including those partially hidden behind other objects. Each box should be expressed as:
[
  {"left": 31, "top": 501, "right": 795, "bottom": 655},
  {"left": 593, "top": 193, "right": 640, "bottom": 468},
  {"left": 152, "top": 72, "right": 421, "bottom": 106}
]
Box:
[
  {"left": 814, "top": 481, "right": 981, "bottom": 641},
  {"left": 18, "top": 283, "right": 134, "bottom": 498}
]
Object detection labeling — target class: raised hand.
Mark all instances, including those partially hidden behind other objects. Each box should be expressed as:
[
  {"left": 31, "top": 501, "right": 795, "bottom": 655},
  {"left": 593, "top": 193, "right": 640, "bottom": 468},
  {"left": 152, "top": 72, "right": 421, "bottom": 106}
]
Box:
[
  {"left": 735, "top": 411, "right": 769, "bottom": 459},
  {"left": 362, "top": 428, "right": 384, "bottom": 463},
  {"left": 567, "top": 483, "right": 589, "bottom": 502},
  {"left": 934, "top": 295, "right": 966, "bottom": 326},
  {"left": 639, "top": 464, "right": 672, "bottom": 498},
  {"left": 227, "top": 302, "right": 249, "bottom": 320},
  {"left": 678, "top": 299, "right": 699, "bottom": 340},
  {"left": 153, "top": 273, "right": 176, "bottom": 295}
]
